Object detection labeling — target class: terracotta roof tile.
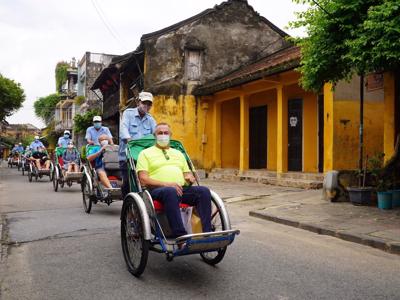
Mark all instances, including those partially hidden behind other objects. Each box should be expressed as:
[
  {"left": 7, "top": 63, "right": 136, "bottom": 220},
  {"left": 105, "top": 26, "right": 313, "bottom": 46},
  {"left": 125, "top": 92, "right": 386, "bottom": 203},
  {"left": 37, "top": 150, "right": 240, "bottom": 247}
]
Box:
[{"left": 194, "top": 46, "right": 300, "bottom": 95}]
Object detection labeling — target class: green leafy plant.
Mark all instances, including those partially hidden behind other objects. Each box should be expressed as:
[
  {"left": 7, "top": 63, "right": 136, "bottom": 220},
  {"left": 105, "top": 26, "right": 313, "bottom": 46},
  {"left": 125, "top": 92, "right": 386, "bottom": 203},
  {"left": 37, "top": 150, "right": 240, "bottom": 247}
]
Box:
[
  {"left": 55, "top": 62, "right": 69, "bottom": 92},
  {"left": 0, "top": 74, "right": 25, "bottom": 121},
  {"left": 74, "top": 95, "right": 85, "bottom": 105},
  {"left": 33, "top": 93, "right": 61, "bottom": 125},
  {"left": 290, "top": 0, "right": 400, "bottom": 92},
  {"left": 73, "top": 109, "right": 101, "bottom": 133}
]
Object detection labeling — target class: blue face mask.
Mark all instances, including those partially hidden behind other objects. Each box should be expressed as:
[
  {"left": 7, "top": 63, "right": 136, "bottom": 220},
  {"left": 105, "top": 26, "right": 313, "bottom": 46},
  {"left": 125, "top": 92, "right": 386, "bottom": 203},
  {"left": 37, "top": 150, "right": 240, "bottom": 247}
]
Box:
[
  {"left": 64, "top": 134, "right": 70, "bottom": 139},
  {"left": 94, "top": 122, "right": 102, "bottom": 129}
]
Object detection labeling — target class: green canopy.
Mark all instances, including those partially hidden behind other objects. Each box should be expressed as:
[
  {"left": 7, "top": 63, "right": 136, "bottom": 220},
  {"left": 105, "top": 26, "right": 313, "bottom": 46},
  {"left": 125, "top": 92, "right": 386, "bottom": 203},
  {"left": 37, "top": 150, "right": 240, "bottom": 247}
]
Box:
[{"left": 55, "top": 147, "right": 67, "bottom": 157}]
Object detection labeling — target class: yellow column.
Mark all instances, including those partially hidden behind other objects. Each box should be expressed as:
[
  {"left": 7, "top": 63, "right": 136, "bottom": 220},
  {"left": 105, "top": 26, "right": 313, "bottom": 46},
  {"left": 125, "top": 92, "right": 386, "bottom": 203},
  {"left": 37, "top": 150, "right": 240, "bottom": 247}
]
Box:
[
  {"left": 323, "top": 83, "right": 334, "bottom": 172},
  {"left": 239, "top": 94, "right": 249, "bottom": 173},
  {"left": 212, "top": 101, "right": 221, "bottom": 168},
  {"left": 384, "top": 71, "right": 395, "bottom": 162},
  {"left": 276, "top": 85, "right": 288, "bottom": 173}
]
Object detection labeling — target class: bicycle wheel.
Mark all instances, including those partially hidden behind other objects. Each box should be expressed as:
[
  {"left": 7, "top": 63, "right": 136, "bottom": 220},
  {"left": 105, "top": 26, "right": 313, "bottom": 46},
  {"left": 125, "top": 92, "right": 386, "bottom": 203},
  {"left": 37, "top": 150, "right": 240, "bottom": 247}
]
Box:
[
  {"left": 121, "top": 195, "right": 149, "bottom": 277},
  {"left": 200, "top": 196, "right": 227, "bottom": 265},
  {"left": 53, "top": 168, "right": 58, "bottom": 192},
  {"left": 81, "top": 174, "right": 92, "bottom": 213}
]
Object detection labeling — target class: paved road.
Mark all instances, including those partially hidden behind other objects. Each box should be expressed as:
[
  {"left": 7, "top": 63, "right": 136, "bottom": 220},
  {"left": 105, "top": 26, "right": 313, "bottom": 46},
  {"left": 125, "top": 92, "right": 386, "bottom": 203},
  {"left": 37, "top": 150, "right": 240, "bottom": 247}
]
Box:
[{"left": 1, "top": 164, "right": 400, "bottom": 300}]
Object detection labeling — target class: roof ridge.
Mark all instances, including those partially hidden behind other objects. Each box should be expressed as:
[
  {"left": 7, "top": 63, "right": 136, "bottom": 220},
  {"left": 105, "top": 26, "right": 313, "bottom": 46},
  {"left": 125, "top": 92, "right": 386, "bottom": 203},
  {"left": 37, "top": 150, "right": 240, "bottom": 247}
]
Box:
[{"left": 140, "top": 0, "right": 288, "bottom": 41}]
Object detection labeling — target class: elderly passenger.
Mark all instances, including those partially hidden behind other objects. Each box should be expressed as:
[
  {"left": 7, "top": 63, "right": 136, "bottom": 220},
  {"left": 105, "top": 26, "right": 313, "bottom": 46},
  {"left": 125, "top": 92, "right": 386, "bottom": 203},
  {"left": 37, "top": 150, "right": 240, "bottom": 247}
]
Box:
[{"left": 62, "top": 141, "right": 80, "bottom": 174}]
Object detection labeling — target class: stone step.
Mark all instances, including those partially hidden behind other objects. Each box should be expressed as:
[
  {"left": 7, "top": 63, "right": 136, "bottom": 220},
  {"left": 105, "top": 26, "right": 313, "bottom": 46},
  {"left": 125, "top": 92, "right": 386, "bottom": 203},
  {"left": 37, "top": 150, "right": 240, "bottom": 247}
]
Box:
[
  {"left": 238, "top": 175, "right": 322, "bottom": 189},
  {"left": 278, "top": 172, "right": 324, "bottom": 181}
]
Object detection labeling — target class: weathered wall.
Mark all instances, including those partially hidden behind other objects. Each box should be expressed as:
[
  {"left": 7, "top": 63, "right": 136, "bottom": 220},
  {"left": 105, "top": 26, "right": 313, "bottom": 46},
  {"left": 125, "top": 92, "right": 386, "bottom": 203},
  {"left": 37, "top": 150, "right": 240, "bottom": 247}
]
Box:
[
  {"left": 143, "top": 0, "right": 288, "bottom": 96},
  {"left": 220, "top": 99, "right": 240, "bottom": 168},
  {"left": 332, "top": 75, "right": 384, "bottom": 170}
]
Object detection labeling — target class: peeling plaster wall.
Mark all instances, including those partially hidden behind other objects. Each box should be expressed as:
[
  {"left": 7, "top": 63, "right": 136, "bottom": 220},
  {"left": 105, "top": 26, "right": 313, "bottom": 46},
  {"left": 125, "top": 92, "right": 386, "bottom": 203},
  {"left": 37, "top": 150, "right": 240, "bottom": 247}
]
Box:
[{"left": 143, "top": 0, "right": 289, "bottom": 96}]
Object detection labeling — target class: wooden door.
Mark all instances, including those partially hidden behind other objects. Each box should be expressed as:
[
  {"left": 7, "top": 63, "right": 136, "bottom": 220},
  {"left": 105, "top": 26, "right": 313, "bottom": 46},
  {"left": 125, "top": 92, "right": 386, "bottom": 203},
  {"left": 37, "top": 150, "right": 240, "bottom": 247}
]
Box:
[
  {"left": 288, "top": 99, "right": 303, "bottom": 171},
  {"left": 249, "top": 105, "right": 267, "bottom": 169}
]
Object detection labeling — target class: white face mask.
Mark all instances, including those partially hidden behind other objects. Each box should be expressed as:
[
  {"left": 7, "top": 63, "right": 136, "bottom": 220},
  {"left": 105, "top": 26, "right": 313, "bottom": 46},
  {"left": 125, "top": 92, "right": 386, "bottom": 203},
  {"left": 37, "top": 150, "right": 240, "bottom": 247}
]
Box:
[
  {"left": 156, "top": 135, "right": 170, "bottom": 147},
  {"left": 100, "top": 140, "right": 109, "bottom": 146}
]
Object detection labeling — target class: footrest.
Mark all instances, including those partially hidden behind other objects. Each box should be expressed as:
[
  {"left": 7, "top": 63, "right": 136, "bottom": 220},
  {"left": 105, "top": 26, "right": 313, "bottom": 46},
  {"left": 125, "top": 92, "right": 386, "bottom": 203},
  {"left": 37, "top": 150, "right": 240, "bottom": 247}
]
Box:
[
  {"left": 65, "top": 172, "right": 82, "bottom": 180},
  {"left": 172, "top": 229, "right": 240, "bottom": 256},
  {"left": 104, "top": 187, "right": 122, "bottom": 199}
]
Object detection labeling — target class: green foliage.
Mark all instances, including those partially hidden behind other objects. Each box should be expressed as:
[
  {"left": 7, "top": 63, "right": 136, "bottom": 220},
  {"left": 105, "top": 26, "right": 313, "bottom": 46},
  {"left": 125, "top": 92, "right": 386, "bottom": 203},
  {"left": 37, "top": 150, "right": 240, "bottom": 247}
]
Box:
[
  {"left": 347, "top": 0, "right": 400, "bottom": 73},
  {"left": 0, "top": 136, "right": 16, "bottom": 147},
  {"left": 21, "top": 135, "right": 35, "bottom": 147},
  {"left": 0, "top": 74, "right": 25, "bottom": 121},
  {"left": 33, "top": 93, "right": 61, "bottom": 125},
  {"left": 55, "top": 62, "right": 69, "bottom": 92},
  {"left": 290, "top": 0, "right": 398, "bottom": 92},
  {"left": 74, "top": 95, "right": 85, "bottom": 105},
  {"left": 73, "top": 109, "right": 101, "bottom": 133}
]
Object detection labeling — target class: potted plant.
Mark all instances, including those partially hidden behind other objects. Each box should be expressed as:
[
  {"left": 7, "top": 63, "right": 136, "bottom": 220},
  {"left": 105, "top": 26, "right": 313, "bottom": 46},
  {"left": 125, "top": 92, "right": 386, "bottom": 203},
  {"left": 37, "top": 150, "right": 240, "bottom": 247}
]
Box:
[
  {"left": 347, "top": 157, "right": 373, "bottom": 206},
  {"left": 376, "top": 179, "right": 393, "bottom": 210}
]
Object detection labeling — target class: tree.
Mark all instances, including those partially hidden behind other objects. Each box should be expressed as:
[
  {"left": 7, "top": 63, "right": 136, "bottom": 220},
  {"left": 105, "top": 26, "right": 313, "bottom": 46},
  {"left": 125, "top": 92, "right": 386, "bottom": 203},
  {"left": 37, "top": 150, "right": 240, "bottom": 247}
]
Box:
[
  {"left": 34, "top": 93, "right": 61, "bottom": 125},
  {"left": 55, "top": 62, "right": 69, "bottom": 92},
  {"left": 0, "top": 74, "right": 25, "bottom": 121},
  {"left": 290, "top": 0, "right": 381, "bottom": 92}
]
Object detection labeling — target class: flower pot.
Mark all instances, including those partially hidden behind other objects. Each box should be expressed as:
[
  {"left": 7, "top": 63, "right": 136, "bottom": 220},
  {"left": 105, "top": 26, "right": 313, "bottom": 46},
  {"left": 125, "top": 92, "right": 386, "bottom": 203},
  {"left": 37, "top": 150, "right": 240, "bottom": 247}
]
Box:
[
  {"left": 391, "top": 190, "right": 400, "bottom": 208},
  {"left": 377, "top": 192, "right": 392, "bottom": 210},
  {"left": 347, "top": 187, "right": 373, "bottom": 206}
]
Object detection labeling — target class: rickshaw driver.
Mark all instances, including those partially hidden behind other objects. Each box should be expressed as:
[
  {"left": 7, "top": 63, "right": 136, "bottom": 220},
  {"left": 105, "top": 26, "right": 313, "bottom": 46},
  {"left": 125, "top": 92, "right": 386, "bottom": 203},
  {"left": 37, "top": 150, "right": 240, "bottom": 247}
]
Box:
[
  {"left": 30, "top": 136, "right": 44, "bottom": 152},
  {"left": 86, "top": 134, "right": 113, "bottom": 189},
  {"left": 32, "top": 146, "right": 51, "bottom": 170},
  {"left": 137, "top": 123, "right": 212, "bottom": 238},
  {"left": 119, "top": 91, "right": 156, "bottom": 198},
  {"left": 85, "top": 116, "right": 114, "bottom": 145},
  {"left": 58, "top": 130, "right": 71, "bottom": 147}
]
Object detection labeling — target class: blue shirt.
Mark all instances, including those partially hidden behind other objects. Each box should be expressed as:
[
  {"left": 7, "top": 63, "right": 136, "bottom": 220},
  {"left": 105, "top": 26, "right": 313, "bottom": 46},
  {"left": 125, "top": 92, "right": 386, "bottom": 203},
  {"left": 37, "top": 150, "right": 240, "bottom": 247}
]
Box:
[
  {"left": 85, "top": 126, "right": 112, "bottom": 145},
  {"left": 87, "top": 145, "right": 104, "bottom": 170},
  {"left": 29, "top": 140, "right": 44, "bottom": 152},
  {"left": 118, "top": 108, "right": 156, "bottom": 161},
  {"left": 58, "top": 136, "right": 71, "bottom": 148}
]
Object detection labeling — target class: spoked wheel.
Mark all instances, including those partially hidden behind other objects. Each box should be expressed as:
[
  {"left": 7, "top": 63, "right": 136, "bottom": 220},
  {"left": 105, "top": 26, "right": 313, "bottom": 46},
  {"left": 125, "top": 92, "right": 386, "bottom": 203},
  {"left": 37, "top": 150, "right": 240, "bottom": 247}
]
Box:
[
  {"left": 28, "top": 168, "right": 32, "bottom": 182},
  {"left": 121, "top": 195, "right": 149, "bottom": 277},
  {"left": 53, "top": 168, "right": 58, "bottom": 192},
  {"left": 200, "top": 196, "right": 227, "bottom": 265},
  {"left": 81, "top": 175, "right": 92, "bottom": 213}
]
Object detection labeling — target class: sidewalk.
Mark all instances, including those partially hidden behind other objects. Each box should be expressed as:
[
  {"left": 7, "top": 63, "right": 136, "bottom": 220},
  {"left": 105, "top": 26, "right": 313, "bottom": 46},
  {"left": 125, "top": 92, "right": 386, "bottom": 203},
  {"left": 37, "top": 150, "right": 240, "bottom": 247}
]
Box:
[
  {"left": 249, "top": 191, "right": 400, "bottom": 255},
  {"left": 201, "top": 178, "right": 400, "bottom": 255}
]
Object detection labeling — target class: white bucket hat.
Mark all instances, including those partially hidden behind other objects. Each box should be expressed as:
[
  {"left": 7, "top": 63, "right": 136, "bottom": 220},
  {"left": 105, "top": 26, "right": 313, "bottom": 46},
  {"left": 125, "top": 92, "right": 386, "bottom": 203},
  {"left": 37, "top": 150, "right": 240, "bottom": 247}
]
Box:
[
  {"left": 93, "top": 116, "right": 102, "bottom": 122},
  {"left": 64, "top": 130, "right": 71, "bottom": 135}
]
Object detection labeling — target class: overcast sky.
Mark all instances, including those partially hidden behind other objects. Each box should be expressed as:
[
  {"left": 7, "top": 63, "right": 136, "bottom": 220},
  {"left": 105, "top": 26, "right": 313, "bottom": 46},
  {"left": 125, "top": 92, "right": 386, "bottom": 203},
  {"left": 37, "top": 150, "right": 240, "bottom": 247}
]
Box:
[{"left": 1, "top": 0, "right": 307, "bottom": 128}]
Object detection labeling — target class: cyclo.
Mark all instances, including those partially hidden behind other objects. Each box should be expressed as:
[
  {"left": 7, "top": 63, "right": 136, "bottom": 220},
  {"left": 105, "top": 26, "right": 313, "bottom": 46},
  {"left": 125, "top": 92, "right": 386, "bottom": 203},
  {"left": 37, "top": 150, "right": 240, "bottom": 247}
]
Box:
[
  {"left": 52, "top": 147, "right": 83, "bottom": 192},
  {"left": 27, "top": 149, "right": 54, "bottom": 182},
  {"left": 7, "top": 152, "right": 20, "bottom": 168},
  {"left": 120, "top": 136, "right": 240, "bottom": 277},
  {"left": 80, "top": 144, "right": 123, "bottom": 213},
  {"left": 20, "top": 151, "right": 30, "bottom": 175}
]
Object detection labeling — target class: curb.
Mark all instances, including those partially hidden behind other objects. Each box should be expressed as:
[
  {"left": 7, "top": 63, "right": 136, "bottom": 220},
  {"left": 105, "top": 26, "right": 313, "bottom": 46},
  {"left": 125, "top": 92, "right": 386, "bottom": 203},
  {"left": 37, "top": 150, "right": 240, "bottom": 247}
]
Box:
[{"left": 249, "top": 210, "right": 400, "bottom": 256}]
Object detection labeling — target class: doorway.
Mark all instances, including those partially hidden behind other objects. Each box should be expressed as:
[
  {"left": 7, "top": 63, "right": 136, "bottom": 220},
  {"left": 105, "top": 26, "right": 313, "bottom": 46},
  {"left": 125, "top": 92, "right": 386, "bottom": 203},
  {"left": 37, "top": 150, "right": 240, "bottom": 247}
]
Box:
[
  {"left": 288, "top": 99, "right": 303, "bottom": 171},
  {"left": 249, "top": 105, "right": 268, "bottom": 169}
]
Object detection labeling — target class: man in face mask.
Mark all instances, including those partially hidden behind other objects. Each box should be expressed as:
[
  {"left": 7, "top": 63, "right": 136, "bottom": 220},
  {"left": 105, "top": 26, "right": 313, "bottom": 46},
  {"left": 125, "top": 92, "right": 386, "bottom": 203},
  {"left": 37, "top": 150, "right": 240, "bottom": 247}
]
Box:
[
  {"left": 58, "top": 130, "right": 71, "bottom": 148},
  {"left": 136, "top": 123, "right": 212, "bottom": 238},
  {"left": 85, "top": 116, "right": 113, "bottom": 145},
  {"left": 29, "top": 136, "right": 45, "bottom": 152},
  {"left": 119, "top": 91, "right": 156, "bottom": 198},
  {"left": 87, "top": 134, "right": 113, "bottom": 189}
]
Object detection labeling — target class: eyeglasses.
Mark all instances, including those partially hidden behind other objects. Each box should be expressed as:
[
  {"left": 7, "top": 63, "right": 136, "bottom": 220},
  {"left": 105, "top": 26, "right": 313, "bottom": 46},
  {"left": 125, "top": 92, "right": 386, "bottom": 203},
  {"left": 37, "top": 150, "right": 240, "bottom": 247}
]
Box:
[{"left": 162, "top": 149, "right": 169, "bottom": 160}]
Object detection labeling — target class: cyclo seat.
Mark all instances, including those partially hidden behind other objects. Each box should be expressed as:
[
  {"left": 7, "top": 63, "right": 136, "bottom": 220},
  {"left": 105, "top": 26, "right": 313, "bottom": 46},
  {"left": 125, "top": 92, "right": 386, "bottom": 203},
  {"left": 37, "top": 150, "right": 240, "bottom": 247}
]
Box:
[
  {"left": 153, "top": 199, "right": 191, "bottom": 213},
  {"left": 102, "top": 145, "right": 122, "bottom": 188}
]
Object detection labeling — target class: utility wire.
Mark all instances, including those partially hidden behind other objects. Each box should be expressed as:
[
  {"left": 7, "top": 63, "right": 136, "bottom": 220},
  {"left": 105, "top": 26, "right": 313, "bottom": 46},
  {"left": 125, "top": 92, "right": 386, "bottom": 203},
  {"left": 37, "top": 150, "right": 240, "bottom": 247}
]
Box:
[
  {"left": 311, "top": 0, "right": 331, "bottom": 16},
  {"left": 90, "top": 0, "right": 126, "bottom": 49}
]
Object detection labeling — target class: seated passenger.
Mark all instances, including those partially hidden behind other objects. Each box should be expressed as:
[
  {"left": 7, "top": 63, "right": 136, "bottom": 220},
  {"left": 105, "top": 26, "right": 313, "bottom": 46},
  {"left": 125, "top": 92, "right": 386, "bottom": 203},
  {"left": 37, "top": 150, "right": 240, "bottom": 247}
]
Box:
[
  {"left": 32, "top": 146, "right": 50, "bottom": 170},
  {"left": 62, "top": 141, "right": 80, "bottom": 174},
  {"left": 137, "top": 123, "right": 212, "bottom": 237},
  {"left": 86, "top": 134, "right": 113, "bottom": 189}
]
